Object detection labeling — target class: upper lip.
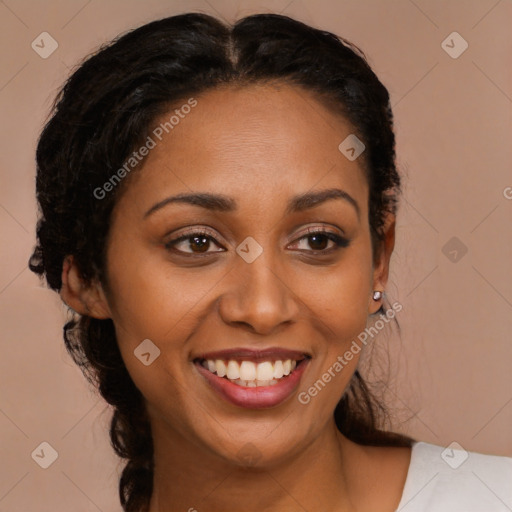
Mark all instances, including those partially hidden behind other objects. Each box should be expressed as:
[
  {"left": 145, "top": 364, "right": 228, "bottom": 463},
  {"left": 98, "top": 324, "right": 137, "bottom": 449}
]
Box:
[{"left": 194, "top": 347, "right": 311, "bottom": 362}]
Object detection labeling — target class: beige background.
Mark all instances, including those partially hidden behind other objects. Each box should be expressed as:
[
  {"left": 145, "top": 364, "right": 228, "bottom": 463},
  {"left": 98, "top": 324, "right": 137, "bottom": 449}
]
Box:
[{"left": 1, "top": 0, "right": 511, "bottom": 510}]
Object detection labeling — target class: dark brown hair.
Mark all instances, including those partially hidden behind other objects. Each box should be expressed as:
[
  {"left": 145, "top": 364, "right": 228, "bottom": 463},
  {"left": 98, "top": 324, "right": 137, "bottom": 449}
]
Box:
[{"left": 29, "top": 12, "right": 413, "bottom": 512}]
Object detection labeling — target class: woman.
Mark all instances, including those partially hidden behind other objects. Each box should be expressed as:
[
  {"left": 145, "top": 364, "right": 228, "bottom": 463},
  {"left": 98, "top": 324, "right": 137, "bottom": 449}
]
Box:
[{"left": 29, "top": 12, "right": 512, "bottom": 512}]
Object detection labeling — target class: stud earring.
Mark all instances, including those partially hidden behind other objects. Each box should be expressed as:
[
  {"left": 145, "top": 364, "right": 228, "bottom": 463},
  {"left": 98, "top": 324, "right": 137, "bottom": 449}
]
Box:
[{"left": 372, "top": 290, "right": 382, "bottom": 301}]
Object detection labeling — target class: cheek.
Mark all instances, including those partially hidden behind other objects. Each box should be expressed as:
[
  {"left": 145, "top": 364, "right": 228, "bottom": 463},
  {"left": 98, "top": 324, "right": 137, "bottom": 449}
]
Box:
[
  {"left": 102, "top": 252, "right": 210, "bottom": 425},
  {"left": 102, "top": 244, "right": 239, "bottom": 412},
  {"left": 300, "top": 243, "right": 373, "bottom": 340},
  {"left": 103, "top": 229, "right": 215, "bottom": 341},
  {"left": 293, "top": 242, "right": 373, "bottom": 413}
]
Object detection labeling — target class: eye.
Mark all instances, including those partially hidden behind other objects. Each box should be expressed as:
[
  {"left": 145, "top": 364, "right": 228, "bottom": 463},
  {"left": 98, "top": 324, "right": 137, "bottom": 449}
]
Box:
[
  {"left": 165, "top": 229, "right": 225, "bottom": 255},
  {"left": 164, "top": 226, "right": 349, "bottom": 257},
  {"left": 289, "top": 227, "right": 350, "bottom": 253}
]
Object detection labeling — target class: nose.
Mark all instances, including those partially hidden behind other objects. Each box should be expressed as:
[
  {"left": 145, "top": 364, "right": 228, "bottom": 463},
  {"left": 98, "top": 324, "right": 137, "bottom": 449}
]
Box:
[{"left": 218, "top": 251, "right": 299, "bottom": 335}]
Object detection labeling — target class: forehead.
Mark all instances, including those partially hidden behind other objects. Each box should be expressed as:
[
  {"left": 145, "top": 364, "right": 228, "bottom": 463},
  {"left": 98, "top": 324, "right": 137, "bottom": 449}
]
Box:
[{"left": 119, "top": 83, "right": 368, "bottom": 215}]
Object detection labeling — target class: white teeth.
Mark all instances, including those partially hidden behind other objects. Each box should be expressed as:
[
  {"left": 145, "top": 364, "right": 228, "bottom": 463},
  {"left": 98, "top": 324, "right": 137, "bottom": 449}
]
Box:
[
  {"left": 233, "top": 378, "right": 279, "bottom": 387},
  {"left": 216, "top": 359, "right": 227, "bottom": 378},
  {"left": 226, "top": 360, "right": 240, "bottom": 380},
  {"left": 256, "top": 361, "right": 274, "bottom": 381},
  {"left": 239, "top": 361, "right": 256, "bottom": 381},
  {"left": 202, "top": 358, "right": 302, "bottom": 383},
  {"left": 273, "top": 360, "right": 284, "bottom": 379}
]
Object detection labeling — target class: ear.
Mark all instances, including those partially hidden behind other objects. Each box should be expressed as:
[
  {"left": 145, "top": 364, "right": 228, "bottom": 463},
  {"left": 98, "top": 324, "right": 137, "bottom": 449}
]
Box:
[
  {"left": 60, "top": 256, "right": 111, "bottom": 319},
  {"left": 369, "top": 213, "right": 396, "bottom": 314}
]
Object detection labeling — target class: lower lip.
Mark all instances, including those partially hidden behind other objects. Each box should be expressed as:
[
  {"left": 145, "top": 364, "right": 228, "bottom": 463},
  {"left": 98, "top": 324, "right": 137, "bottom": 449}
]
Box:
[{"left": 195, "top": 359, "right": 309, "bottom": 409}]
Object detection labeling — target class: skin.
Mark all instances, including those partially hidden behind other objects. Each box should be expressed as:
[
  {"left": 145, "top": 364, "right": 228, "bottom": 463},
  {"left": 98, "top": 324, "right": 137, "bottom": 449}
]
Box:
[{"left": 61, "top": 83, "right": 411, "bottom": 512}]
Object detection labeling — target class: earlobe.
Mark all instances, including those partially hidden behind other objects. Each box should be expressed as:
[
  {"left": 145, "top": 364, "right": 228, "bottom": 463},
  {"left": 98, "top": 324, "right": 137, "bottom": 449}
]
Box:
[
  {"left": 60, "top": 256, "right": 111, "bottom": 319},
  {"left": 369, "top": 214, "right": 396, "bottom": 314}
]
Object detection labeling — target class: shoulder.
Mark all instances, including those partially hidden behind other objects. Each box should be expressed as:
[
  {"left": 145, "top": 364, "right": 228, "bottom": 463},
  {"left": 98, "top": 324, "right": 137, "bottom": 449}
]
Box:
[{"left": 397, "top": 441, "right": 512, "bottom": 511}]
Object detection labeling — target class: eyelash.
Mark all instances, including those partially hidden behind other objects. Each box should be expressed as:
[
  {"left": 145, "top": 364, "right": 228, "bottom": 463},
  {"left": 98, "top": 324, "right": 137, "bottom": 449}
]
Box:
[{"left": 165, "top": 226, "right": 350, "bottom": 256}]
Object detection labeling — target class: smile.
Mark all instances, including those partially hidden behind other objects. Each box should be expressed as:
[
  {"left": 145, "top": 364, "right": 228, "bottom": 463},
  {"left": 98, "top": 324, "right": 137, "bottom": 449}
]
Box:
[
  {"left": 193, "top": 348, "right": 311, "bottom": 408},
  {"left": 200, "top": 358, "right": 299, "bottom": 387}
]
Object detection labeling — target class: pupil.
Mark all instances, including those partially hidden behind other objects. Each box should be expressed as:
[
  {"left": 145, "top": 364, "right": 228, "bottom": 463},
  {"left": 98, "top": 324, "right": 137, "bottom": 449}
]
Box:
[
  {"left": 192, "top": 236, "right": 209, "bottom": 252},
  {"left": 309, "top": 234, "right": 327, "bottom": 250}
]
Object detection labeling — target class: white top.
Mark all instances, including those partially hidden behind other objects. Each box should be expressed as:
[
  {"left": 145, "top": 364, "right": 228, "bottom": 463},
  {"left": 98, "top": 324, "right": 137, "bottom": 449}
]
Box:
[{"left": 396, "top": 441, "right": 512, "bottom": 511}]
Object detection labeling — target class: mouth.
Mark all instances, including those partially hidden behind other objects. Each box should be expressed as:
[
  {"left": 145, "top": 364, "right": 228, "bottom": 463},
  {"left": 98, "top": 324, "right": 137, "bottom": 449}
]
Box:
[{"left": 193, "top": 348, "right": 311, "bottom": 409}]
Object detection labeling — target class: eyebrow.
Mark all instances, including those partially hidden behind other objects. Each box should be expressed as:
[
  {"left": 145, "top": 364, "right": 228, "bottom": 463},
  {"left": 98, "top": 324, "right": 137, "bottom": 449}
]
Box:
[{"left": 143, "top": 187, "right": 360, "bottom": 219}]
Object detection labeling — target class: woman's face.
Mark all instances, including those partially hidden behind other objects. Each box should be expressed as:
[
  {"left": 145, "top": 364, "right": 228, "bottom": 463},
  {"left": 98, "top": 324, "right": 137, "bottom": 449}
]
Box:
[{"left": 100, "top": 83, "right": 388, "bottom": 466}]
